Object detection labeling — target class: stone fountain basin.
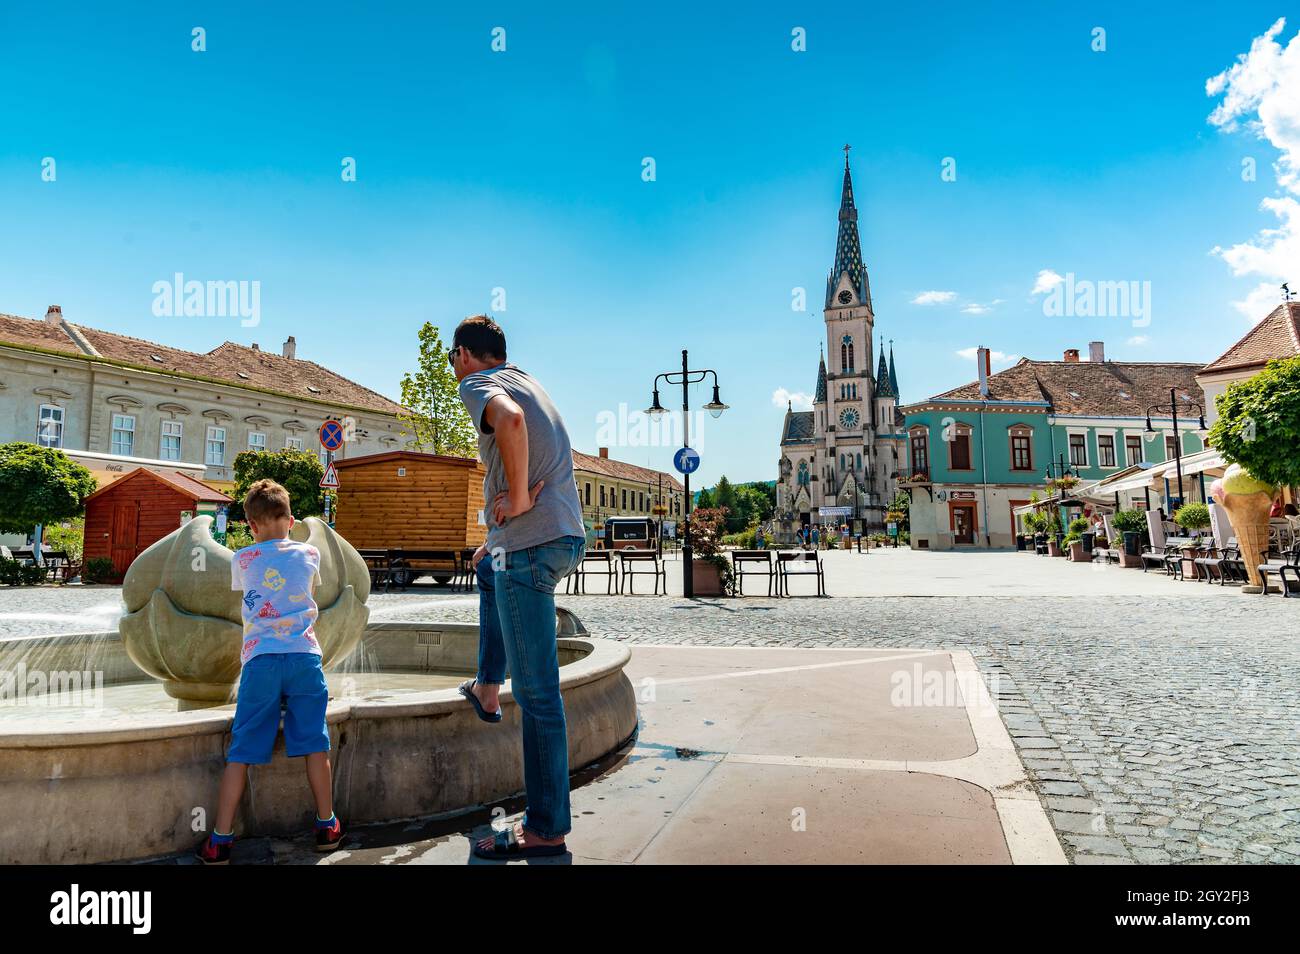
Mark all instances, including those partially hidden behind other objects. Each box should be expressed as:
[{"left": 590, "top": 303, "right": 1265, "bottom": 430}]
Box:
[{"left": 0, "top": 620, "right": 637, "bottom": 865}]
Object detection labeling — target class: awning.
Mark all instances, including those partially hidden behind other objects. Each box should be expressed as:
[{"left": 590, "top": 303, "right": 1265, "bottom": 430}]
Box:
[{"left": 1094, "top": 465, "right": 1162, "bottom": 495}]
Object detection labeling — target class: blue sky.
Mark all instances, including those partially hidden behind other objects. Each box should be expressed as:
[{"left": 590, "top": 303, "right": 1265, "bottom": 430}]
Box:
[{"left": 2, "top": 2, "right": 1298, "bottom": 486}]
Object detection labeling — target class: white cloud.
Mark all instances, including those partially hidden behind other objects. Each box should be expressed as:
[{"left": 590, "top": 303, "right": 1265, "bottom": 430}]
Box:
[
  {"left": 961, "top": 303, "right": 991, "bottom": 315},
  {"left": 955, "top": 347, "right": 1018, "bottom": 365},
  {"left": 1127, "top": 335, "right": 1150, "bottom": 346},
  {"left": 773, "top": 388, "right": 813, "bottom": 411},
  {"left": 1207, "top": 18, "right": 1300, "bottom": 319},
  {"left": 911, "top": 290, "right": 957, "bottom": 305},
  {"left": 1031, "top": 269, "right": 1064, "bottom": 295}
]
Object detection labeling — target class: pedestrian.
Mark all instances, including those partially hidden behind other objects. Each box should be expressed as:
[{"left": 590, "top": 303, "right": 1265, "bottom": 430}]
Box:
[{"left": 451, "top": 314, "right": 586, "bottom": 860}]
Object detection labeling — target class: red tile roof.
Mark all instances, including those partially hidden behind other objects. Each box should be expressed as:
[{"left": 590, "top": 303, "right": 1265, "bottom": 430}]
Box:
[
  {"left": 1200, "top": 302, "right": 1300, "bottom": 375},
  {"left": 0, "top": 311, "right": 405, "bottom": 416},
  {"left": 572, "top": 449, "right": 684, "bottom": 491},
  {"left": 924, "top": 358, "right": 1206, "bottom": 417}
]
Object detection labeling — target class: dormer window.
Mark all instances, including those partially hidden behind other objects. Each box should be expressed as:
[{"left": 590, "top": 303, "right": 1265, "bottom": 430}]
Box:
[
  {"left": 150, "top": 354, "right": 164, "bottom": 363},
  {"left": 236, "top": 371, "right": 250, "bottom": 380},
  {"left": 306, "top": 385, "right": 321, "bottom": 394}
]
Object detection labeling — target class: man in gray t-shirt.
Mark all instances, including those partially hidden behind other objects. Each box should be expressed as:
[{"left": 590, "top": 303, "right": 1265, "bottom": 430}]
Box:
[
  {"left": 449, "top": 314, "right": 586, "bottom": 861},
  {"left": 458, "top": 367, "right": 584, "bottom": 555}
]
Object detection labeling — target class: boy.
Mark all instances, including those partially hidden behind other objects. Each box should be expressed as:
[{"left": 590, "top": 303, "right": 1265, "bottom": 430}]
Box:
[{"left": 195, "top": 479, "right": 343, "bottom": 864}]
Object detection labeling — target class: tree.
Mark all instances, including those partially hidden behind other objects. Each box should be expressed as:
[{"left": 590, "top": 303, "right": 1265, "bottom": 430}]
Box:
[
  {"left": 713, "top": 476, "right": 741, "bottom": 531},
  {"left": 1208, "top": 355, "right": 1300, "bottom": 488},
  {"left": 398, "top": 322, "right": 478, "bottom": 457},
  {"left": 0, "top": 442, "right": 97, "bottom": 535},
  {"left": 886, "top": 490, "right": 911, "bottom": 532},
  {"left": 695, "top": 487, "right": 715, "bottom": 510},
  {"left": 231, "top": 449, "right": 326, "bottom": 521}
]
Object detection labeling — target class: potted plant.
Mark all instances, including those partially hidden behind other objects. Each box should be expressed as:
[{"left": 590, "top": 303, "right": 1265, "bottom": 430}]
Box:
[
  {"left": 686, "top": 507, "right": 734, "bottom": 597},
  {"left": 1064, "top": 517, "right": 1090, "bottom": 561},
  {"left": 1173, "top": 502, "right": 1212, "bottom": 578},
  {"left": 1111, "top": 509, "right": 1148, "bottom": 567},
  {"left": 1206, "top": 357, "right": 1300, "bottom": 592}
]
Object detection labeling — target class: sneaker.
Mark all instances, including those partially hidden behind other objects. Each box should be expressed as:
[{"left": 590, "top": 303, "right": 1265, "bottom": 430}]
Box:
[
  {"left": 195, "top": 835, "right": 231, "bottom": 865},
  {"left": 315, "top": 817, "right": 344, "bottom": 852}
]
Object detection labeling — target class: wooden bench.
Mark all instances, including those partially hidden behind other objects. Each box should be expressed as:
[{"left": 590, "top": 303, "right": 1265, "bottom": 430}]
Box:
[
  {"left": 565, "top": 549, "right": 617, "bottom": 595},
  {"left": 617, "top": 549, "right": 665, "bottom": 595},
  {"left": 731, "top": 549, "right": 775, "bottom": 597},
  {"left": 383, "top": 549, "right": 460, "bottom": 592},
  {"left": 776, "top": 550, "right": 826, "bottom": 597}
]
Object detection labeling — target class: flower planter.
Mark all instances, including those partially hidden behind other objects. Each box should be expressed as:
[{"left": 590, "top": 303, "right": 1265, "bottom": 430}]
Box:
[
  {"left": 1118, "top": 552, "right": 1143, "bottom": 568},
  {"left": 1068, "top": 542, "right": 1087, "bottom": 562},
  {"left": 690, "top": 559, "right": 725, "bottom": 596},
  {"left": 1047, "top": 540, "right": 1063, "bottom": 558}
]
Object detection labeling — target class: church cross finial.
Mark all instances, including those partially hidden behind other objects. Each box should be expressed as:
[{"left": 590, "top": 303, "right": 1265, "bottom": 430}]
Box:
[{"left": 843, "top": 143, "right": 851, "bottom": 165}]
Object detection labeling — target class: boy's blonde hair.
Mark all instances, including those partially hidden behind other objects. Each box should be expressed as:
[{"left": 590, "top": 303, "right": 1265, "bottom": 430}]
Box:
[{"left": 243, "top": 479, "right": 292, "bottom": 524}]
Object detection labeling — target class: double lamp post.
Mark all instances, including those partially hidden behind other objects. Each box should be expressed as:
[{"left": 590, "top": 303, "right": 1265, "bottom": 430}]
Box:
[{"left": 645, "top": 350, "right": 727, "bottom": 598}]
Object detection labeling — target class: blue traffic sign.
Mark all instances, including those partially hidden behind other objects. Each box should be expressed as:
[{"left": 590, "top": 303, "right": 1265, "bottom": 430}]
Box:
[
  {"left": 673, "top": 446, "right": 700, "bottom": 474},
  {"left": 319, "top": 419, "right": 345, "bottom": 451}
]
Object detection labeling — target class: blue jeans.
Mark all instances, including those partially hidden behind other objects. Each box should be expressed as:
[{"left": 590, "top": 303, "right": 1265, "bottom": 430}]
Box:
[{"left": 475, "top": 535, "right": 585, "bottom": 840}]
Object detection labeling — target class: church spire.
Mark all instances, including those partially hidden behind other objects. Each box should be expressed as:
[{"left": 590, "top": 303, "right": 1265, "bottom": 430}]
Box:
[
  {"left": 888, "top": 339, "right": 899, "bottom": 398},
  {"left": 875, "top": 336, "right": 896, "bottom": 399},
  {"left": 814, "top": 347, "right": 827, "bottom": 404},
  {"left": 825, "top": 146, "right": 871, "bottom": 309}
]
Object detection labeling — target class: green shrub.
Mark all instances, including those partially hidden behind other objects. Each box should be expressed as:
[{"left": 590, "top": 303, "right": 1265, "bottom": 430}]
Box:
[
  {"left": 83, "top": 557, "right": 115, "bottom": 584},
  {"left": 1068, "top": 517, "right": 1090, "bottom": 535},
  {"left": 0, "top": 558, "right": 46, "bottom": 585},
  {"left": 223, "top": 520, "right": 254, "bottom": 551},
  {"left": 1111, "top": 509, "right": 1148, "bottom": 534},
  {"left": 1174, "top": 503, "right": 1211, "bottom": 531}
]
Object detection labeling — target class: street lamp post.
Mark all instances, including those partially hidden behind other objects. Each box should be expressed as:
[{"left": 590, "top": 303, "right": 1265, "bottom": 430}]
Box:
[
  {"left": 645, "top": 349, "right": 728, "bottom": 599},
  {"left": 1145, "top": 389, "right": 1207, "bottom": 509},
  {"left": 1044, "top": 454, "right": 1076, "bottom": 534}
]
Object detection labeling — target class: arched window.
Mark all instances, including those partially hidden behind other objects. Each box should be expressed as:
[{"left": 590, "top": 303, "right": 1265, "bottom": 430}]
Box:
[
  {"left": 797, "top": 460, "right": 809, "bottom": 487},
  {"left": 856, "top": 453, "right": 862, "bottom": 470}
]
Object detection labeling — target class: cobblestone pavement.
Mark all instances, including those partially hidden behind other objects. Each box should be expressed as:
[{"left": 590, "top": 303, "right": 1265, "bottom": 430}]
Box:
[{"left": 3, "top": 582, "right": 1298, "bottom": 865}]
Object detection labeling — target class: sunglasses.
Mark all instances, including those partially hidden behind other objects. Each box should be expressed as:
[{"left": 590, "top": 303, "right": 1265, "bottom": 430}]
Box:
[{"left": 446, "top": 346, "right": 461, "bottom": 367}]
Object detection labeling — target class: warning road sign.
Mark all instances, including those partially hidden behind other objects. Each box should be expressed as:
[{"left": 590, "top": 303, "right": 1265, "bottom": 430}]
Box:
[{"left": 320, "top": 460, "right": 340, "bottom": 489}]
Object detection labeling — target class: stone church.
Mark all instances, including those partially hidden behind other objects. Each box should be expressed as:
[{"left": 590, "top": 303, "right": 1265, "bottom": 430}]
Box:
[{"left": 775, "top": 150, "right": 904, "bottom": 541}]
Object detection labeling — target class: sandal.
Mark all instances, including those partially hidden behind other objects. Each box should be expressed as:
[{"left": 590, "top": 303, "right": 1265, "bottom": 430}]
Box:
[
  {"left": 458, "top": 680, "right": 502, "bottom": 723},
  {"left": 473, "top": 825, "right": 567, "bottom": 860}
]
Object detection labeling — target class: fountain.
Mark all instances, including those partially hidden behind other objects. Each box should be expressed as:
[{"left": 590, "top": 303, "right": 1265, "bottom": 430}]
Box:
[{"left": 0, "top": 517, "right": 637, "bottom": 864}]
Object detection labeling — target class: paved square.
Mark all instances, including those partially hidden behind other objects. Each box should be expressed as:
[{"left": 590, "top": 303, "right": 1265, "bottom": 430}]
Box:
[{"left": 3, "top": 547, "right": 1297, "bottom": 864}]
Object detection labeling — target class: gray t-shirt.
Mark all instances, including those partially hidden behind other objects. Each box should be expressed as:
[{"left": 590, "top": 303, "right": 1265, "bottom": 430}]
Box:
[{"left": 458, "top": 363, "right": 585, "bottom": 553}]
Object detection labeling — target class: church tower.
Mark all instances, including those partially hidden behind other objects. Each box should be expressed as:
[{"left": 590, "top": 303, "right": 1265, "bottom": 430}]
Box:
[
  {"left": 821, "top": 146, "right": 877, "bottom": 521},
  {"left": 776, "top": 147, "right": 899, "bottom": 540}
]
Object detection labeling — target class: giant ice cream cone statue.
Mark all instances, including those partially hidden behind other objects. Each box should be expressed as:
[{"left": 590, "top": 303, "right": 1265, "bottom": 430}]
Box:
[{"left": 1213, "top": 464, "right": 1277, "bottom": 593}]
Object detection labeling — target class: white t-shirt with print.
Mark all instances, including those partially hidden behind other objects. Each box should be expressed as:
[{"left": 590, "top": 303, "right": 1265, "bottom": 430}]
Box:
[{"left": 230, "top": 539, "right": 323, "bottom": 664}]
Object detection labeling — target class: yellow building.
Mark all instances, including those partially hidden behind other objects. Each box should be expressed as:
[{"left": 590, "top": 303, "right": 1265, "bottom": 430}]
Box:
[{"left": 571, "top": 447, "right": 684, "bottom": 543}]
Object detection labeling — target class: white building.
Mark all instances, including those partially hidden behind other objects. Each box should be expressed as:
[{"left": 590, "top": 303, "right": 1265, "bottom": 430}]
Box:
[{"left": 0, "top": 305, "right": 411, "bottom": 494}]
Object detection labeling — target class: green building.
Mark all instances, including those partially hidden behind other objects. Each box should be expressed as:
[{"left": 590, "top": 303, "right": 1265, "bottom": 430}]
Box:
[{"left": 898, "top": 344, "right": 1207, "bottom": 550}]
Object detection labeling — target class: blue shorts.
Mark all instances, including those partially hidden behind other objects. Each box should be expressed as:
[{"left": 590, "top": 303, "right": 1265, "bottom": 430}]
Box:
[{"left": 227, "top": 652, "right": 330, "bottom": 765}]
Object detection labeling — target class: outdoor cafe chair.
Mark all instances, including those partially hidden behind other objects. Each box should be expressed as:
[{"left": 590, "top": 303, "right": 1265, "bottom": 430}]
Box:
[
  {"left": 730, "top": 549, "right": 775, "bottom": 597},
  {"left": 617, "top": 549, "right": 666, "bottom": 595},
  {"left": 776, "top": 550, "right": 826, "bottom": 597},
  {"left": 1259, "top": 539, "right": 1300, "bottom": 597},
  {"left": 566, "top": 549, "right": 617, "bottom": 595}
]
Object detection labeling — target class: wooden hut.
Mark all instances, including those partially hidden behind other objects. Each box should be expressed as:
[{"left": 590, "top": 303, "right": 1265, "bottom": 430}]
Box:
[
  {"left": 332, "top": 451, "right": 486, "bottom": 550},
  {"left": 84, "top": 468, "right": 233, "bottom": 578}
]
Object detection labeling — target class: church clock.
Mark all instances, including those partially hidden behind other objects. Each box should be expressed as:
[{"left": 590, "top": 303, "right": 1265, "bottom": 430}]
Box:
[
  {"left": 838, "top": 406, "right": 860, "bottom": 429},
  {"left": 837, "top": 289, "right": 853, "bottom": 305}
]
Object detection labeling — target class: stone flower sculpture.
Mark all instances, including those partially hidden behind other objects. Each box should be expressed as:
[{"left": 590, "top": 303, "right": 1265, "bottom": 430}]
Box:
[
  {"left": 1214, "top": 464, "right": 1277, "bottom": 594},
  {"left": 120, "top": 516, "right": 370, "bottom": 706}
]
